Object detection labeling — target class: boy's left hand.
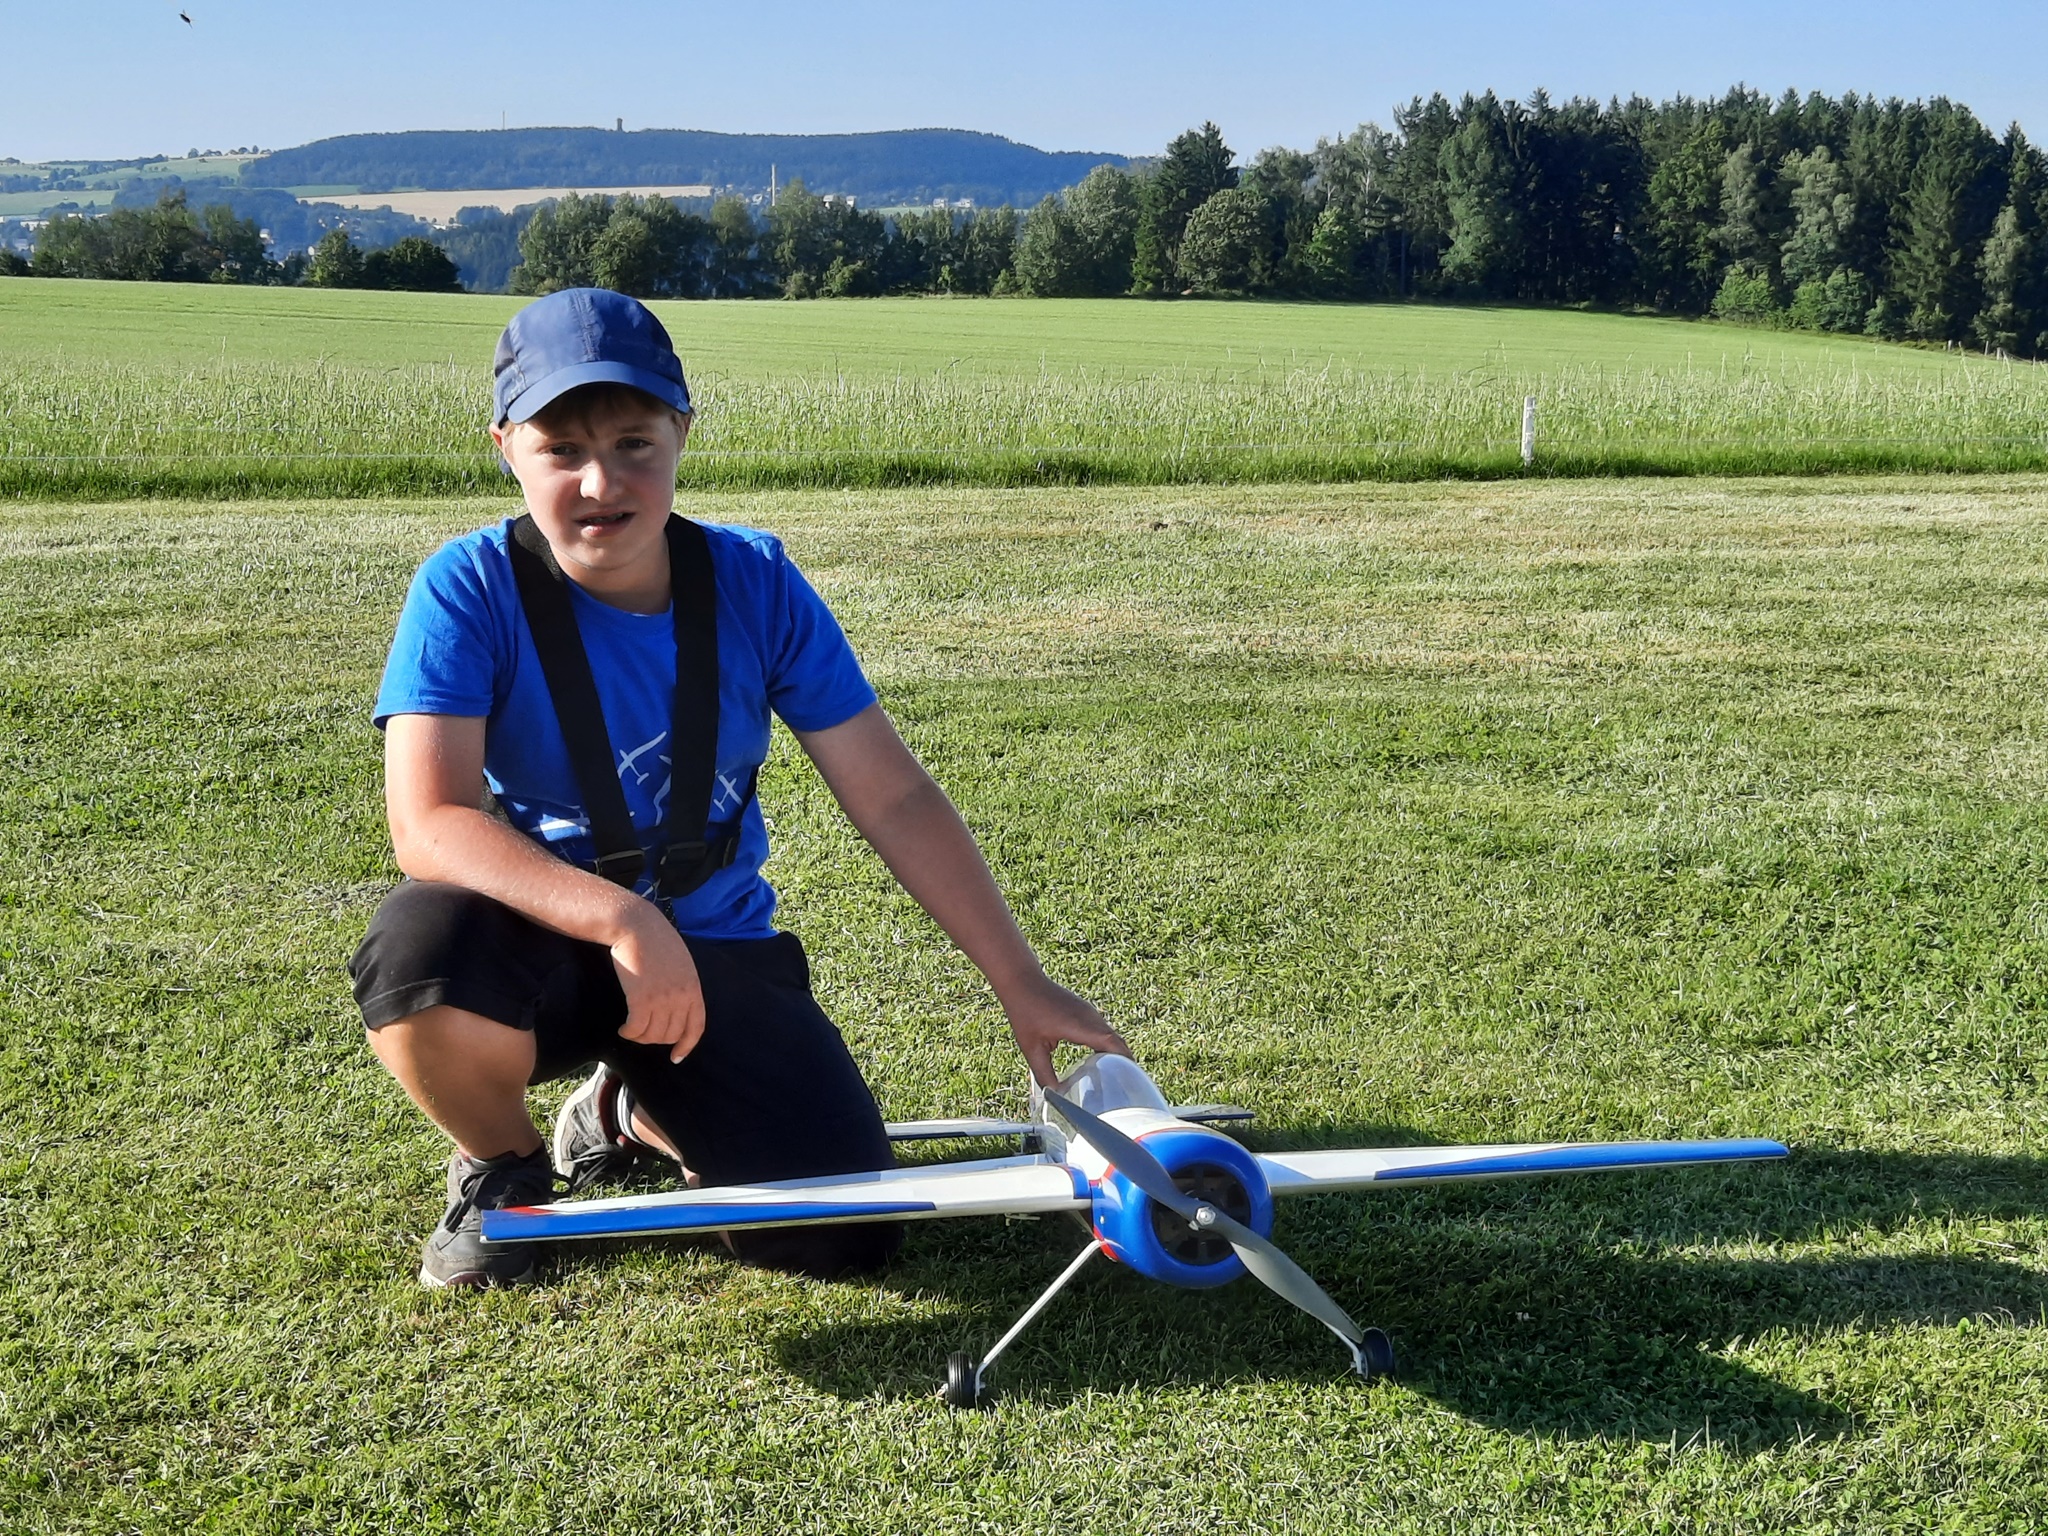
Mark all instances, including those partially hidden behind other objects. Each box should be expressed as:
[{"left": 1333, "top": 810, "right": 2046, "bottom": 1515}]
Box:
[{"left": 1002, "top": 975, "right": 1132, "bottom": 1087}]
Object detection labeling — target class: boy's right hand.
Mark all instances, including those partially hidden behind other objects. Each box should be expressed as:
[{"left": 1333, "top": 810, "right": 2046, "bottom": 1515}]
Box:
[{"left": 608, "top": 905, "right": 706, "bottom": 1064}]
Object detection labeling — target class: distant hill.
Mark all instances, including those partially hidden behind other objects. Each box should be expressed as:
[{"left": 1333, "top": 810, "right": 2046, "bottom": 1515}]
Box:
[{"left": 244, "top": 127, "right": 1130, "bottom": 207}]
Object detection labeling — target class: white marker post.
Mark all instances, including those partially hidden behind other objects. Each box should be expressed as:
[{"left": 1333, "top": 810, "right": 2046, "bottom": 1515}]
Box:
[{"left": 1521, "top": 396, "right": 1537, "bottom": 468}]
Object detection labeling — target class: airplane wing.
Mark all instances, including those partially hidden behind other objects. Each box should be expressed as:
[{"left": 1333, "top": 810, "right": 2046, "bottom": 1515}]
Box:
[
  {"left": 481, "top": 1154, "right": 1088, "bottom": 1244},
  {"left": 1259, "top": 1138, "right": 1788, "bottom": 1195}
]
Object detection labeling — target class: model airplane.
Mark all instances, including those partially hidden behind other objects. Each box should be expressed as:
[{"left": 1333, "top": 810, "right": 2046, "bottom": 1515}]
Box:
[{"left": 484, "top": 1053, "right": 1787, "bottom": 1406}]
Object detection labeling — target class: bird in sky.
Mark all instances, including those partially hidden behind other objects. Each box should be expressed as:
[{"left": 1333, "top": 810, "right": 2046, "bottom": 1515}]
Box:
[{"left": 179, "top": 11, "right": 192, "bottom": 23}]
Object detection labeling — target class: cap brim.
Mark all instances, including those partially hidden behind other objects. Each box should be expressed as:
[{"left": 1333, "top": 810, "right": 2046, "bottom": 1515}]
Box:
[{"left": 500, "top": 360, "right": 691, "bottom": 424}]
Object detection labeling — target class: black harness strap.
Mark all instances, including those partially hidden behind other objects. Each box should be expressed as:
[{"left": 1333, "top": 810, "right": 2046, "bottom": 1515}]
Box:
[{"left": 507, "top": 513, "right": 744, "bottom": 899}]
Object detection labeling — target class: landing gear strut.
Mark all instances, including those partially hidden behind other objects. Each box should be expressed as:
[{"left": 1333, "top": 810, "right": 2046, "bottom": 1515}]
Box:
[{"left": 941, "top": 1238, "right": 1102, "bottom": 1409}]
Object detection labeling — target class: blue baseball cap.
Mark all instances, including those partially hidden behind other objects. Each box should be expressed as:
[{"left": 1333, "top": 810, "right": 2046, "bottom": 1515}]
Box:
[{"left": 492, "top": 287, "right": 692, "bottom": 426}]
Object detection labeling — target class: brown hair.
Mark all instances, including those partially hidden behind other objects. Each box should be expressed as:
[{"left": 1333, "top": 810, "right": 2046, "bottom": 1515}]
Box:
[{"left": 517, "top": 382, "right": 691, "bottom": 438}]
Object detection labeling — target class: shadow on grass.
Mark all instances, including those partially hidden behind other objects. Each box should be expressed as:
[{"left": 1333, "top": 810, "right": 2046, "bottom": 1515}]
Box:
[{"left": 767, "top": 1144, "right": 2048, "bottom": 1450}]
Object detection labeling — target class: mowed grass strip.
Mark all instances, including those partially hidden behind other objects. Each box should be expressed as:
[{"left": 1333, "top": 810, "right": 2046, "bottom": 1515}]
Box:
[
  {"left": 3, "top": 478, "right": 2046, "bottom": 1532},
  {"left": 7, "top": 279, "right": 2047, "bottom": 497}
]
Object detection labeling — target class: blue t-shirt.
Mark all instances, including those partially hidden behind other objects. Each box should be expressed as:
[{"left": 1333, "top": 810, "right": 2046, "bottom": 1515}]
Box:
[{"left": 374, "top": 517, "right": 876, "bottom": 940}]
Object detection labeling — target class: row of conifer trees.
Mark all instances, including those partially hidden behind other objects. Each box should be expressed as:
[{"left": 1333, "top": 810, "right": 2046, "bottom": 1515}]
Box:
[{"left": 1016, "top": 88, "right": 2048, "bottom": 354}]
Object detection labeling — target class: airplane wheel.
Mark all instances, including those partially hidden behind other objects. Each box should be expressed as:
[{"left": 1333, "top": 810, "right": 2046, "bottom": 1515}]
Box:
[
  {"left": 1356, "top": 1328, "right": 1398, "bottom": 1381},
  {"left": 943, "top": 1352, "right": 984, "bottom": 1409}
]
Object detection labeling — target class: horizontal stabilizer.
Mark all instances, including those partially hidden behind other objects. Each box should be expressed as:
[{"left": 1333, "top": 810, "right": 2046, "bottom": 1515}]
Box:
[
  {"left": 885, "top": 1116, "right": 1039, "bottom": 1143},
  {"left": 483, "top": 1154, "right": 1087, "bottom": 1244},
  {"left": 1260, "top": 1138, "right": 1788, "bottom": 1195},
  {"left": 1168, "top": 1103, "right": 1254, "bottom": 1125},
  {"left": 884, "top": 1108, "right": 1250, "bottom": 1143}
]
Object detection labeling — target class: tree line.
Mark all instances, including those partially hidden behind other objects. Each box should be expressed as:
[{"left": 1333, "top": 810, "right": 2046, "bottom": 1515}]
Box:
[
  {"left": 304, "top": 229, "right": 459, "bottom": 291},
  {"left": 16, "top": 87, "right": 2048, "bottom": 356},
  {"left": 506, "top": 185, "right": 1018, "bottom": 297},
  {"left": 506, "top": 89, "right": 2048, "bottom": 355},
  {"left": 13, "top": 191, "right": 459, "bottom": 290},
  {"left": 20, "top": 191, "right": 291, "bottom": 284},
  {"left": 1269, "top": 87, "right": 2048, "bottom": 353},
  {"left": 1007, "top": 89, "right": 2048, "bottom": 352}
]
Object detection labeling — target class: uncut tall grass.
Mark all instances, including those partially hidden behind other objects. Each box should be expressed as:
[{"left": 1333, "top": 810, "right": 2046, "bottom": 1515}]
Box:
[{"left": 9, "top": 354, "right": 2048, "bottom": 497}]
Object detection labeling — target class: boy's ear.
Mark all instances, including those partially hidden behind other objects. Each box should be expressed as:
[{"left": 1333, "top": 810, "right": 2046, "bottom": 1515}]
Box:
[{"left": 490, "top": 421, "right": 517, "bottom": 479}]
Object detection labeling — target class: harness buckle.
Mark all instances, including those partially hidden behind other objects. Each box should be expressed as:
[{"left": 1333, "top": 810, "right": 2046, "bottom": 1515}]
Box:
[
  {"left": 660, "top": 839, "right": 709, "bottom": 873},
  {"left": 653, "top": 834, "right": 741, "bottom": 897},
  {"left": 592, "top": 849, "right": 646, "bottom": 885}
]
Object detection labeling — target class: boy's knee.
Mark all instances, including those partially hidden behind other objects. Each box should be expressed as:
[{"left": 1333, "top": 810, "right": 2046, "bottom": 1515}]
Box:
[
  {"left": 351, "top": 882, "right": 569, "bottom": 1036},
  {"left": 730, "top": 1221, "right": 903, "bottom": 1280},
  {"left": 364, "top": 1004, "right": 538, "bottom": 1084},
  {"left": 357, "top": 881, "right": 517, "bottom": 972}
]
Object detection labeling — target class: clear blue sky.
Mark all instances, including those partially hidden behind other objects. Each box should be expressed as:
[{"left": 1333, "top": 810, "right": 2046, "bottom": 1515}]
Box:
[{"left": 7, "top": 1, "right": 2047, "bottom": 164}]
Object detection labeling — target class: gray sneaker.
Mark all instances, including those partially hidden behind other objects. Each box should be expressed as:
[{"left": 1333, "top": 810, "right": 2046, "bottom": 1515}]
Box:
[
  {"left": 418, "top": 1146, "right": 557, "bottom": 1289},
  {"left": 552, "top": 1065, "right": 665, "bottom": 1192}
]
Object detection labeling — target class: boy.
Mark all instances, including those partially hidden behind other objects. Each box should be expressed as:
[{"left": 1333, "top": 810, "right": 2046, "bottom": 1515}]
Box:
[{"left": 350, "top": 288, "right": 1127, "bottom": 1287}]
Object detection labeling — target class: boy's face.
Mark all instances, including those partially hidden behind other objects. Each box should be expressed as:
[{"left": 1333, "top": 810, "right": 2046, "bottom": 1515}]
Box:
[{"left": 491, "top": 395, "right": 691, "bottom": 593}]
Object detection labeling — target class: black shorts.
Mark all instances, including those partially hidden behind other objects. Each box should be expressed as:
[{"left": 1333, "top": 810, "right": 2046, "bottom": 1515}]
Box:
[{"left": 349, "top": 880, "right": 900, "bottom": 1276}]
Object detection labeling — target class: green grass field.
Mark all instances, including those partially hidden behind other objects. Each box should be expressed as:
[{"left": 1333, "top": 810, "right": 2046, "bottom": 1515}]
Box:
[
  {"left": 5, "top": 477, "right": 2045, "bottom": 1532},
  {"left": 7, "top": 279, "right": 2047, "bottom": 497},
  {"left": 0, "top": 191, "right": 109, "bottom": 217},
  {"left": 7, "top": 155, "right": 258, "bottom": 184},
  {"left": 0, "top": 277, "right": 1994, "bottom": 375}
]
